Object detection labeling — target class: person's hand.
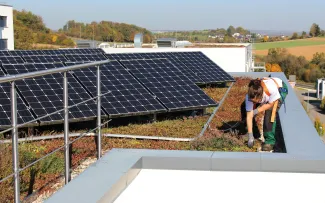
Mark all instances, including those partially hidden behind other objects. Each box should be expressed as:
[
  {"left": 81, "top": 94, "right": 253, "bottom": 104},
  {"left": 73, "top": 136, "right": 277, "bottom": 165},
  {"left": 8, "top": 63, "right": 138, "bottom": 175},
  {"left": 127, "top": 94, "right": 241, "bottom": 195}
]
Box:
[
  {"left": 253, "top": 108, "right": 259, "bottom": 116},
  {"left": 247, "top": 132, "right": 254, "bottom": 148}
]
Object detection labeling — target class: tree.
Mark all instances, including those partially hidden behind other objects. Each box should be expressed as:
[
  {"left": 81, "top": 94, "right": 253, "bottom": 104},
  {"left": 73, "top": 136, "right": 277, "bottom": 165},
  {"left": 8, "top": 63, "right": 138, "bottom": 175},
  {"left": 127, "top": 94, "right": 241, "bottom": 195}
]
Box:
[
  {"left": 291, "top": 32, "right": 299, "bottom": 39},
  {"left": 223, "top": 36, "right": 236, "bottom": 43},
  {"left": 271, "top": 64, "right": 282, "bottom": 72},
  {"left": 321, "top": 30, "right": 325, "bottom": 37},
  {"left": 235, "top": 26, "right": 246, "bottom": 35},
  {"left": 301, "top": 31, "right": 307, "bottom": 38},
  {"left": 263, "top": 36, "right": 269, "bottom": 42},
  {"left": 265, "top": 63, "right": 272, "bottom": 72},
  {"left": 303, "top": 69, "right": 311, "bottom": 82},
  {"left": 226, "top": 25, "right": 236, "bottom": 36},
  {"left": 310, "top": 23, "right": 321, "bottom": 37},
  {"left": 311, "top": 52, "right": 325, "bottom": 65},
  {"left": 14, "top": 21, "right": 34, "bottom": 49}
]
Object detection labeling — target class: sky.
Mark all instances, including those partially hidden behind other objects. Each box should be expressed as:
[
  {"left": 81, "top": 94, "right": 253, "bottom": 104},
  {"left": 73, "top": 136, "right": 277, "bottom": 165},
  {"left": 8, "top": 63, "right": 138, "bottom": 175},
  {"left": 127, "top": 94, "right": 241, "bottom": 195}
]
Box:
[{"left": 6, "top": 0, "right": 325, "bottom": 32}]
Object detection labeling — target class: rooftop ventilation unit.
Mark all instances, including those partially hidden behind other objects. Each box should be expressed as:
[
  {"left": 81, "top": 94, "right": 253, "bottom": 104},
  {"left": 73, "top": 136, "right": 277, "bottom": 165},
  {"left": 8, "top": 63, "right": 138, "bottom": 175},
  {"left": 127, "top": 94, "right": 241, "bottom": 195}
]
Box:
[
  {"left": 134, "top": 33, "right": 143, "bottom": 48},
  {"left": 157, "top": 38, "right": 177, "bottom": 48},
  {"left": 316, "top": 78, "right": 325, "bottom": 99}
]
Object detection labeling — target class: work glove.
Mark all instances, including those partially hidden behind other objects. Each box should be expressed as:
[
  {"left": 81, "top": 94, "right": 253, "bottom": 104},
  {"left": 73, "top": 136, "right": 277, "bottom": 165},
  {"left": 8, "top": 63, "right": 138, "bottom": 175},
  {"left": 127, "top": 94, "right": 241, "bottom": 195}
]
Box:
[{"left": 247, "top": 132, "right": 254, "bottom": 148}]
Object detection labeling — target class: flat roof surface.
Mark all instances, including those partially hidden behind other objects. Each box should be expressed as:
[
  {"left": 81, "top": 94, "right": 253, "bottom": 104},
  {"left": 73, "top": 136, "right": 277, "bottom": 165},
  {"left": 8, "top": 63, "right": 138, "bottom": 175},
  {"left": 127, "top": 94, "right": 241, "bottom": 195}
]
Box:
[{"left": 114, "top": 169, "right": 325, "bottom": 203}]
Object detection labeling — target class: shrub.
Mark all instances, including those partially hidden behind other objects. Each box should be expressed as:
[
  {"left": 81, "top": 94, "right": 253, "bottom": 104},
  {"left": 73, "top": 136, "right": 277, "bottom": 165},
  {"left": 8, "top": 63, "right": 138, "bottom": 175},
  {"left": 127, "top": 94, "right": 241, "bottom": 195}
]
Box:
[
  {"left": 314, "top": 117, "right": 325, "bottom": 136},
  {"left": 320, "top": 97, "right": 325, "bottom": 111}
]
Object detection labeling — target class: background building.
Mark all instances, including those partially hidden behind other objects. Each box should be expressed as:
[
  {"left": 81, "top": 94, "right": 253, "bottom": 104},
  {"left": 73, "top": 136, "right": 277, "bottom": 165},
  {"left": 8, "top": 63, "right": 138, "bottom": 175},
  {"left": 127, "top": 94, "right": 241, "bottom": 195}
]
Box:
[{"left": 0, "top": 4, "right": 14, "bottom": 50}]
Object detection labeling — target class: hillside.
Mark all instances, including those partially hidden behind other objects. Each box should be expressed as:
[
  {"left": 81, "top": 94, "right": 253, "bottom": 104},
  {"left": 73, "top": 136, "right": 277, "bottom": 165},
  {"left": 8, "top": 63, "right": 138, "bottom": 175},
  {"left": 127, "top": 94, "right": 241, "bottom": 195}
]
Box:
[
  {"left": 14, "top": 10, "right": 75, "bottom": 50},
  {"left": 61, "top": 20, "right": 154, "bottom": 43}
]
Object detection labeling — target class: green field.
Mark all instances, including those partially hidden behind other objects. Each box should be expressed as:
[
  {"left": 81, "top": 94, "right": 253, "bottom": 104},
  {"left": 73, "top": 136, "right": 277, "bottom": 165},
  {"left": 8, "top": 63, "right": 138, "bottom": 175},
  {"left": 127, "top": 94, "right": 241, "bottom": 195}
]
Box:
[{"left": 254, "top": 39, "right": 325, "bottom": 50}]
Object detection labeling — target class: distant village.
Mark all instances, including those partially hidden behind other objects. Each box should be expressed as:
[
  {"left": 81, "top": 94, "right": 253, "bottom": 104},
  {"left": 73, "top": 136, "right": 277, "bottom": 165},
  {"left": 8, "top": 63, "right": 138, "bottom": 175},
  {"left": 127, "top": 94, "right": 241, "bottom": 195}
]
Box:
[{"left": 208, "top": 33, "right": 287, "bottom": 42}]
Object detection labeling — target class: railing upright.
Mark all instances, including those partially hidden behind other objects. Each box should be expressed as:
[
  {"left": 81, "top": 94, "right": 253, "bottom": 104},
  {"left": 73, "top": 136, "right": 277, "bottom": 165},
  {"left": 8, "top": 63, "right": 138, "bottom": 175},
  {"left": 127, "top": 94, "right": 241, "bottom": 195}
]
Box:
[
  {"left": 97, "top": 65, "right": 102, "bottom": 159},
  {"left": 63, "top": 72, "right": 71, "bottom": 184},
  {"left": 11, "top": 81, "right": 20, "bottom": 203}
]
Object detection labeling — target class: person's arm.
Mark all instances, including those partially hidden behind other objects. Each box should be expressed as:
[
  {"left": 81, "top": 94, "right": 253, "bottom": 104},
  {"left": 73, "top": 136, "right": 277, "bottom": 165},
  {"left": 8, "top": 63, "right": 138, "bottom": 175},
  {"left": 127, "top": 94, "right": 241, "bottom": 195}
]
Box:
[
  {"left": 246, "top": 110, "right": 253, "bottom": 133},
  {"left": 256, "top": 101, "right": 274, "bottom": 112}
]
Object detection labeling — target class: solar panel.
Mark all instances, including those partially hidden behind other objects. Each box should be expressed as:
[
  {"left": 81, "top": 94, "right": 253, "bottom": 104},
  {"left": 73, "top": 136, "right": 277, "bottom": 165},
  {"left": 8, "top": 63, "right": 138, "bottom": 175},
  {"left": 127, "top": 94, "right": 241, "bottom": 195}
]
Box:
[
  {"left": 106, "top": 52, "right": 234, "bottom": 84},
  {"left": 42, "top": 49, "right": 67, "bottom": 55},
  {"left": 105, "top": 53, "right": 144, "bottom": 60},
  {"left": 0, "top": 50, "right": 11, "bottom": 56},
  {"left": 67, "top": 61, "right": 167, "bottom": 117},
  {"left": 0, "top": 56, "right": 25, "bottom": 64},
  {"left": 41, "top": 48, "right": 104, "bottom": 55},
  {"left": 73, "top": 48, "right": 104, "bottom": 54},
  {"left": 2, "top": 63, "right": 98, "bottom": 124},
  {"left": 10, "top": 50, "right": 45, "bottom": 56},
  {"left": 173, "top": 52, "right": 235, "bottom": 83},
  {"left": 65, "top": 54, "right": 107, "bottom": 62},
  {"left": 23, "top": 55, "right": 68, "bottom": 63},
  {"left": 140, "top": 52, "right": 204, "bottom": 83},
  {"left": 119, "top": 59, "right": 218, "bottom": 111},
  {"left": 0, "top": 69, "right": 35, "bottom": 127}
]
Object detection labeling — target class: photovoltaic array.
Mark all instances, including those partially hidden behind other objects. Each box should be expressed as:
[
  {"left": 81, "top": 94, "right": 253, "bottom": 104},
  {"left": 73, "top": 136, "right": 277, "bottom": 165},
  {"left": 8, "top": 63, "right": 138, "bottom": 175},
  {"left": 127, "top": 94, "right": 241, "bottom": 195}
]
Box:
[
  {"left": 106, "top": 51, "right": 235, "bottom": 83},
  {"left": 0, "top": 48, "right": 234, "bottom": 128},
  {"left": 2, "top": 63, "right": 98, "bottom": 124},
  {"left": 173, "top": 52, "right": 235, "bottom": 83},
  {"left": 120, "top": 59, "right": 217, "bottom": 111},
  {"left": 23, "top": 55, "right": 68, "bottom": 63},
  {"left": 0, "top": 56, "right": 25, "bottom": 64},
  {"left": 65, "top": 54, "right": 107, "bottom": 62},
  {"left": 0, "top": 69, "right": 35, "bottom": 126},
  {"left": 67, "top": 61, "right": 167, "bottom": 117}
]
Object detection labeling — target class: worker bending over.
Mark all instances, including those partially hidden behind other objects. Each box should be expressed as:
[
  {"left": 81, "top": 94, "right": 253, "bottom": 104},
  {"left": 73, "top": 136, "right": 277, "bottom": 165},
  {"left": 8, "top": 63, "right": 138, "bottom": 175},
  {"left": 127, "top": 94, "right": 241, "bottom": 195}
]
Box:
[{"left": 244, "top": 77, "right": 288, "bottom": 151}]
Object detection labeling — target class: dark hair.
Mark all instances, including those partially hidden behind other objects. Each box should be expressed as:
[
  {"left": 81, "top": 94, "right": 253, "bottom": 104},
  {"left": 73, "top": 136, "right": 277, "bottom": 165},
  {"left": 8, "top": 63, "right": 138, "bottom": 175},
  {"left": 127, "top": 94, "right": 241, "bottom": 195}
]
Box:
[{"left": 248, "top": 79, "right": 263, "bottom": 100}]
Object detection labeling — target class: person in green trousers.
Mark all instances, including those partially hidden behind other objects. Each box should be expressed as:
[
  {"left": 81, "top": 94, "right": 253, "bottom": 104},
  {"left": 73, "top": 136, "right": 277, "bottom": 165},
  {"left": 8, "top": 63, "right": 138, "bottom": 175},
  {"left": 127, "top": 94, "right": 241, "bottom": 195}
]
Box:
[{"left": 244, "top": 77, "right": 288, "bottom": 152}]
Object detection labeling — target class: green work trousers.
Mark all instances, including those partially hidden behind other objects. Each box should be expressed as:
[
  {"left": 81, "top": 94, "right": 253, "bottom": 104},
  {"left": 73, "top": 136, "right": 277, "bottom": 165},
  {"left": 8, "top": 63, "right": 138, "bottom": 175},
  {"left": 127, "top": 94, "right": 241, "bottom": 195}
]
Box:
[{"left": 263, "top": 82, "right": 288, "bottom": 145}]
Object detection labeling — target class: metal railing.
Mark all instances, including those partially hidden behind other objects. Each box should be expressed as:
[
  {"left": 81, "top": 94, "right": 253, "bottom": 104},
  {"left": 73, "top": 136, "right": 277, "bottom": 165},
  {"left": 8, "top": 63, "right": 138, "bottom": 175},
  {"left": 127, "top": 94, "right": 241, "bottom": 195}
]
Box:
[{"left": 0, "top": 60, "right": 110, "bottom": 203}]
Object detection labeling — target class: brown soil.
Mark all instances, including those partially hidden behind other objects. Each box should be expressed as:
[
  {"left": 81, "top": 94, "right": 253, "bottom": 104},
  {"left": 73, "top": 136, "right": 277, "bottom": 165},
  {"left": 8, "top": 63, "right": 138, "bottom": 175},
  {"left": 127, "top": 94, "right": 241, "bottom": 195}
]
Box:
[{"left": 255, "top": 44, "right": 325, "bottom": 60}]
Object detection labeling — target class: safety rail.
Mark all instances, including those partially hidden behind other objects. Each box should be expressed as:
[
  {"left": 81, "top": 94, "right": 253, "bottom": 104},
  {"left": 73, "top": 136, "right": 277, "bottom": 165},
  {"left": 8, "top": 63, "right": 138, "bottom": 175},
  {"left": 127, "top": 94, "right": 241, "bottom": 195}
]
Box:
[{"left": 0, "top": 60, "right": 110, "bottom": 203}]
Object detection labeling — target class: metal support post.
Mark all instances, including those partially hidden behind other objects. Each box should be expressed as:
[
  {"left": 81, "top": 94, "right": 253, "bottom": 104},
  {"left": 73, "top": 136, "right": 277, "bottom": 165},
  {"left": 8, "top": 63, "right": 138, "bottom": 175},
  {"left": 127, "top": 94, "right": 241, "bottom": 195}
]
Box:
[
  {"left": 153, "top": 113, "right": 157, "bottom": 122},
  {"left": 97, "top": 66, "right": 102, "bottom": 159},
  {"left": 11, "top": 82, "right": 20, "bottom": 203},
  {"left": 63, "top": 72, "right": 70, "bottom": 184}
]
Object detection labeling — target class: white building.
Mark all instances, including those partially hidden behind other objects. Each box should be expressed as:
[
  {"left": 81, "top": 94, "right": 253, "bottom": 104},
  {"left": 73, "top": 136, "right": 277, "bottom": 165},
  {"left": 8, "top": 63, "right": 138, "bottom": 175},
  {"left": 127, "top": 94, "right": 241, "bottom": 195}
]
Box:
[{"left": 0, "top": 4, "right": 14, "bottom": 50}]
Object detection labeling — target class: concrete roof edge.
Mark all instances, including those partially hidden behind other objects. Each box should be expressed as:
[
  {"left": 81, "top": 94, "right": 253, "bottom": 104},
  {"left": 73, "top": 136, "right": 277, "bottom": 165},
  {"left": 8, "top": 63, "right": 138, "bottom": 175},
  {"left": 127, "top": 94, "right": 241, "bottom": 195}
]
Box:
[{"left": 45, "top": 149, "right": 325, "bottom": 203}]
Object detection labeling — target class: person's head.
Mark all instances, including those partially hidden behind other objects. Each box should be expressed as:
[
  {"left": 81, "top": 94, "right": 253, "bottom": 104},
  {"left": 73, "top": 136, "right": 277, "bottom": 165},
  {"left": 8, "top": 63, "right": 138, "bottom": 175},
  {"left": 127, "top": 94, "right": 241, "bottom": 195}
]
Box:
[{"left": 248, "top": 79, "right": 263, "bottom": 103}]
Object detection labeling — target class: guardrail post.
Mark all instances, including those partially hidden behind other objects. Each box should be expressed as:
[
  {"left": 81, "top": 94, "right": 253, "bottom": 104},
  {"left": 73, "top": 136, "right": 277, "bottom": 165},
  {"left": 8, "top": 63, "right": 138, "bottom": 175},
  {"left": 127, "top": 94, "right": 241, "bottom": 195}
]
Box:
[
  {"left": 97, "top": 65, "right": 102, "bottom": 159},
  {"left": 63, "top": 72, "right": 70, "bottom": 184},
  {"left": 11, "top": 81, "right": 20, "bottom": 203}
]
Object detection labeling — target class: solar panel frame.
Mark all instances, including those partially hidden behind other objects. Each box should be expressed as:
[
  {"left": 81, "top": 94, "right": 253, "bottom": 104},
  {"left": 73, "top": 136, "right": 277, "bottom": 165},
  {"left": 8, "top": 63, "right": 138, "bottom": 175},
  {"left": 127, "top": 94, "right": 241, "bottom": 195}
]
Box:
[
  {"left": 0, "top": 56, "right": 25, "bottom": 64},
  {"left": 119, "top": 58, "right": 218, "bottom": 112},
  {"left": 2, "top": 63, "right": 99, "bottom": 125},
  {"left": 22, "top": 55, "right": 68, "bottom": 63},
  {"left": 0, "top": 69, "right": 36, "bottom": 128},
  {"left": 66, "top": 61, "right": 167, "bottom": 118}
]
